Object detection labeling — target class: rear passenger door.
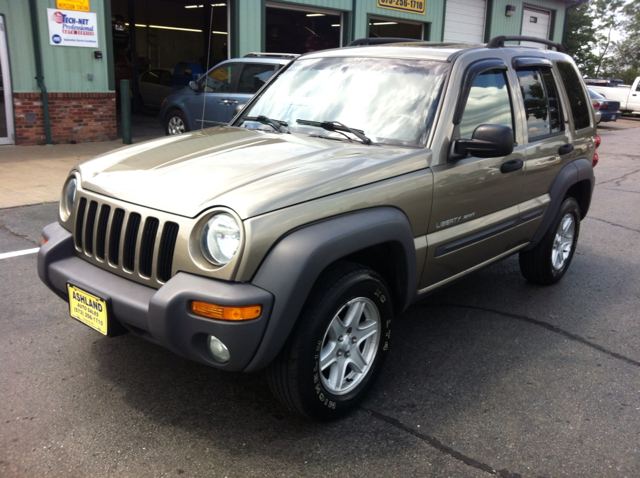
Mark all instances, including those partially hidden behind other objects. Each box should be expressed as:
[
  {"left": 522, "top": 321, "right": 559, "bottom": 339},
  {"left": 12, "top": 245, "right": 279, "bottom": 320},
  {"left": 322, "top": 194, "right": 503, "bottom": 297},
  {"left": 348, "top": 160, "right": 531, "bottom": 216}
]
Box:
[
  {"left": 514, "top": 60, "right": 574, "bottom": 203},
  {"left": 225, "top": 63, "right": 278, "bottom": 122}
]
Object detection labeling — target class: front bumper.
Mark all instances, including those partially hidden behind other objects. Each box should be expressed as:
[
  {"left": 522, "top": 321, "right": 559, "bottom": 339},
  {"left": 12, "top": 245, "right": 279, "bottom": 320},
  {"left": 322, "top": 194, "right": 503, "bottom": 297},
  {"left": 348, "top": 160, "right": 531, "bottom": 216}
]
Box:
[{"left": 38, "top": 222, "right": 274, "bottom": 372}]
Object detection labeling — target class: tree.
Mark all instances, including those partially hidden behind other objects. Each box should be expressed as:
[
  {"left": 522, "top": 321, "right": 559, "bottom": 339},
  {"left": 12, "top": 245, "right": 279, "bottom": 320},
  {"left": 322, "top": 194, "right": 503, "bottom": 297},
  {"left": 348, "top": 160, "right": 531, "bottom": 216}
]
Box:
[
  {"left": 602, "top": 0, "right": 640, "bottom": 83},
  {"left": 564, "top": 2, "right": 599, "bottom": 77},
  {"left": 591, "top": 0, "right": 626, "bottom": 77}
]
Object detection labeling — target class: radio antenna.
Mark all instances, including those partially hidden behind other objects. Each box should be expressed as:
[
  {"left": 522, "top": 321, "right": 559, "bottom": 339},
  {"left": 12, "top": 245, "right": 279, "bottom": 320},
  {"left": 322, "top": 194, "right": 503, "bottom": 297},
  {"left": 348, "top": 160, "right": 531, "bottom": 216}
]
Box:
[{"left": 200, "top": 5, "right": 214, "bottom": 131}]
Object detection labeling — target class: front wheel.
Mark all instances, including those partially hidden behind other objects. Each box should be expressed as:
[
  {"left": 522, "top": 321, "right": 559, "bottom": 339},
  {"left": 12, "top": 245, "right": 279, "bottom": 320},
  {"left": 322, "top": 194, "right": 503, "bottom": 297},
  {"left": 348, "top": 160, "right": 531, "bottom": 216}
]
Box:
[
  {"left": 164, "top": 110, "right": 189, "bottom": 135},
  {"left": 519, "top": 197, "right": 581, "bottom": 285},
  {"left": 267, "top": 262, "right": 393, "bottom": 421}
]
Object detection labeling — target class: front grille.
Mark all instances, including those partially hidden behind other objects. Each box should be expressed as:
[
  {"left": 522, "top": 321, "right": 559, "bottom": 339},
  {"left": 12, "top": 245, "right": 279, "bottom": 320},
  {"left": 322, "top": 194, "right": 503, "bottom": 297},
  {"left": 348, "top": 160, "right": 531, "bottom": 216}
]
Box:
[{"left": 73, "top": 196, "right": 179, "bottom": 285}]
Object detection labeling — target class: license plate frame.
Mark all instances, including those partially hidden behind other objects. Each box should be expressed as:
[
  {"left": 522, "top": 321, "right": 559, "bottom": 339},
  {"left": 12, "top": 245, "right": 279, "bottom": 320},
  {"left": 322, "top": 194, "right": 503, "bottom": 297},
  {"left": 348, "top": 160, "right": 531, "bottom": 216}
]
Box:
[{"left": 67, "top": 283, "right": 110, "bottom": 336}]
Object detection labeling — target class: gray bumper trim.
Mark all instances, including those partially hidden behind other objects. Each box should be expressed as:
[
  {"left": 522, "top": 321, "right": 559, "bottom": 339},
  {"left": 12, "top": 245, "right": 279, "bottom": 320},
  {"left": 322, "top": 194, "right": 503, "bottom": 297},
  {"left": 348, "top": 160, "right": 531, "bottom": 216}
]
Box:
[{"left": 39, "top": 222, "right": 274, "bottom": 371}]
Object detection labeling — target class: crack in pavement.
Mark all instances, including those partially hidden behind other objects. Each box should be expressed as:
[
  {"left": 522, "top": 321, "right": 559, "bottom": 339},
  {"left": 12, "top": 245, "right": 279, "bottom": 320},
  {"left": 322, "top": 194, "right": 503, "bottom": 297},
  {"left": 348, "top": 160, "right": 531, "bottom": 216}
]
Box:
[
  {"left": 361, "top": 408, "right": 522, "bottom": 478},
  {"left": 596, "top": 168, "right": 640, "bottom": 187},
  {"left": 585, "top": 216, "right": 640, "bottom": 234},
  {"left": 415, "top": 303, "right": 640, "bottom": 368},
  {"left": 0, "top": 219, "right": 41, "bottom": 247},
  {"left": 597, "top": 187, "right": 640, "bottom": 195}
]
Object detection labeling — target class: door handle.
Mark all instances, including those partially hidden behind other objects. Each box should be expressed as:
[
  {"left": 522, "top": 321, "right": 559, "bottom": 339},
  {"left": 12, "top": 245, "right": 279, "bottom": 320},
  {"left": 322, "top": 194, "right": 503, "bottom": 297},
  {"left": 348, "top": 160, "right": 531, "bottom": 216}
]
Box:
[
  {"left": 558, "top": 143, "right": 574, "bottom": 155},
  {"left": 500, "top": 158, "right": 523, "bottom": 174},
  {"left": 227, "top": 100, "right": 238, "bottom": 104},
  {"left": 217, "top": 100, "right": 227, "bottom": 104}
]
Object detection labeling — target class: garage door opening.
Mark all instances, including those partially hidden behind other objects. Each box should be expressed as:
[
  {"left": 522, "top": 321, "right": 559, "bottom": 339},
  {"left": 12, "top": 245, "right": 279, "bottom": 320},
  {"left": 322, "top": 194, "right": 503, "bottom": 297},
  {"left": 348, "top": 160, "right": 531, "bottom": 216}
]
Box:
[
  {"left": 266, "top": 4, "right": 341, "bottom": 54},
  {"left": 368, "top": 16, "right": 424, "bottom": 40}
]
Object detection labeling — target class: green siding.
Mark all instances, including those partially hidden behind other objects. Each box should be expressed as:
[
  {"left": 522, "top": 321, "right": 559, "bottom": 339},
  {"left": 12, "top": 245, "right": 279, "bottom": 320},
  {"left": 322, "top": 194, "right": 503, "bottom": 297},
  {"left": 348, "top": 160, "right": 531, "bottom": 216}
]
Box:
[
  {"left": 0, "top": 0, "right": 111, "bottom": 93},
  {"left": 235, "top": 0, "right": 265, "bottom": 57},
  {"left": 0, "top": 0, "right": 37, "bottom": 92}
]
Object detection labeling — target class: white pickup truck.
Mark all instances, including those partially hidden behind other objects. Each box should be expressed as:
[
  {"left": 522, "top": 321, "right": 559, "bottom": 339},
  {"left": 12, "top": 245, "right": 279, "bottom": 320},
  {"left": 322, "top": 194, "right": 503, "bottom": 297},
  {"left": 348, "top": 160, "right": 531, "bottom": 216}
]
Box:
[{"left": 588, "top": 76, "right": 640, "bottom": 115}]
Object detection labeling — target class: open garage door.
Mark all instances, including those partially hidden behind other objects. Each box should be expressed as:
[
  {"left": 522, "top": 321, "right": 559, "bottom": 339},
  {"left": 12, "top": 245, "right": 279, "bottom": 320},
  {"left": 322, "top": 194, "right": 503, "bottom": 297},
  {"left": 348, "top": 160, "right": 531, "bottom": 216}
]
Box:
[
  {"left": 265, "top": 2, "right": 342, "bottom": 54},
  {"left": 369, "top": 16, "right": 424, "bottom": 40}
]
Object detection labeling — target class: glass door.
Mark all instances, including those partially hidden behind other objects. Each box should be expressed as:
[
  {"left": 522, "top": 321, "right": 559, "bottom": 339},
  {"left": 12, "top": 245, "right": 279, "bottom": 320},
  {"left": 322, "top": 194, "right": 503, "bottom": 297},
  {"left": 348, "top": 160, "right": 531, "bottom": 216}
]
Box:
[{"left": 0, "top": 15, "right": 15, "bottom": 145}]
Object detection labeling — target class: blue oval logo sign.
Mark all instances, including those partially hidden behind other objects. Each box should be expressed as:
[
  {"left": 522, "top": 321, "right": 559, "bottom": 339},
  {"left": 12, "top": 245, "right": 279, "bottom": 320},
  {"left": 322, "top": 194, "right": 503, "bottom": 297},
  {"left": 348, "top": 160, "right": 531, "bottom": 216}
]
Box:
[{"left": 52, "top": 34, "right": 62, "bottom": 44}]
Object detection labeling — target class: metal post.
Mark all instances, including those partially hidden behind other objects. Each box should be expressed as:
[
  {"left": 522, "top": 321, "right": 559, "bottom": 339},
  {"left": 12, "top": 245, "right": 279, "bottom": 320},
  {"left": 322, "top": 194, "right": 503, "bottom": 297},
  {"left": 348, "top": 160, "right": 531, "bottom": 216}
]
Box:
[{"left": 120, "top": 79, "right": 132, "bottom": 144}]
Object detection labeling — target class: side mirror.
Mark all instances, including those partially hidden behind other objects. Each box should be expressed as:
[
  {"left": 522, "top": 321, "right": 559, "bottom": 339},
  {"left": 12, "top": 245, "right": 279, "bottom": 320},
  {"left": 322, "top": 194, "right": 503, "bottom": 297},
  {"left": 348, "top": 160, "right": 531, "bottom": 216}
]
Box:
[
  {"left": 449, "top": 124, "right": 514, "bottom": 161},
  {"left": 188, "top": 80, "right": 198, "bottom": 91}
]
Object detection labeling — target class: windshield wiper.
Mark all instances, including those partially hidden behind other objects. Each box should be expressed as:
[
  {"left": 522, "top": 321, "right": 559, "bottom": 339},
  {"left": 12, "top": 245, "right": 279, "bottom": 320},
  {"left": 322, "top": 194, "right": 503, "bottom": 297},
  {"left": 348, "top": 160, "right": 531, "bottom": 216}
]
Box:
[
  {"left": 296, "top": 119, "right": 373, "bottom": 145},
  {"left": 243, "top": 115, "right": 288, "bottom": 133}
]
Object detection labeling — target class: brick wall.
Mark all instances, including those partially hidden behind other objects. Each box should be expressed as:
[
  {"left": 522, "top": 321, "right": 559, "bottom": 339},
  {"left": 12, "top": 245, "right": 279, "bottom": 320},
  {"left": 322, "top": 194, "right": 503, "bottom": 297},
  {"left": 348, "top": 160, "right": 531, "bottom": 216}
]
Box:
[{"left": 13, "top": 92, "right": 117, "bottom": 145}]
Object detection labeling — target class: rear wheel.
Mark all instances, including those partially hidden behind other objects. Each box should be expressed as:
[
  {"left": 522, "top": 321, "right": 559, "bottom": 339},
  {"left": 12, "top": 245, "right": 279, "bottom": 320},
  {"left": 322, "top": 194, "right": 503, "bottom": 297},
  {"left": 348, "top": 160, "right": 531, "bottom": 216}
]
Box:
[
  {"left": 267, "top": 262, "right": 393, "bottom": 421},
  {"left": 519, "top": 197, "right": 580, "bottom": 285},
  {"left": 164, "top": 110, "right": 188, "bottom": 135}
]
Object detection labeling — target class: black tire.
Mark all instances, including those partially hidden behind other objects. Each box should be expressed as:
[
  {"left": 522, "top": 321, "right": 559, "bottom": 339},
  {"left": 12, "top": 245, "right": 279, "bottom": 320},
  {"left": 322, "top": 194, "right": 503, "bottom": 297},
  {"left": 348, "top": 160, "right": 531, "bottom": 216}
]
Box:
[
  {"left": 519, "top": 197, "right": 581, "bottom": 285},
  {"left": 267, "top": 262, "right": 393, "bottom": 421},
  {"left": 164, "top": 110, "right": 189, "bottom": 135}
]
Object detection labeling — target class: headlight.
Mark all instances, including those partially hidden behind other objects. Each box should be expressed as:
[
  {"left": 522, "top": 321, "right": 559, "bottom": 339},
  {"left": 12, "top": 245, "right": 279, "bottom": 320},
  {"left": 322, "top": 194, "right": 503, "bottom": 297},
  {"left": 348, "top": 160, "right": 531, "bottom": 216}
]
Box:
[
  {"left": 60, "top": 176, "right": 77, "bottom": 220},
  {"left": 201, "top": 213, "right": 241, "bottom": 265}
]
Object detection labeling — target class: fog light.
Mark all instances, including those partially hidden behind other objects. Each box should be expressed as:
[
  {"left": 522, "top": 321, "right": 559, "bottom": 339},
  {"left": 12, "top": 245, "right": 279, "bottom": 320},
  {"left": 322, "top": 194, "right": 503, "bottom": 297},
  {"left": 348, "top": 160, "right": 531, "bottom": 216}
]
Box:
[{"left": 208, "top": 335, "right": 230, "bottom": 363}]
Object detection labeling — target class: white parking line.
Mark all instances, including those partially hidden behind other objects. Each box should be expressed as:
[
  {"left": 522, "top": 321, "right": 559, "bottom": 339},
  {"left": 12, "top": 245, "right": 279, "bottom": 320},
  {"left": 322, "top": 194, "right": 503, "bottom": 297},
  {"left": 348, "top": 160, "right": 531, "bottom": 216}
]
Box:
[{"left": 0, "top": 248, "right": 40, "bottom": 260}]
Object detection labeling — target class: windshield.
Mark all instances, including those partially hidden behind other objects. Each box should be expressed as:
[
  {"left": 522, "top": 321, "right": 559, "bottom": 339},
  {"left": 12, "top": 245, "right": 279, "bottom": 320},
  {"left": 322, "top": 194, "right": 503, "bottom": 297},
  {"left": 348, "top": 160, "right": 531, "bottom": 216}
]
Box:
[{"left": 234, "top": 56, "right": 449, "bottom": 147}]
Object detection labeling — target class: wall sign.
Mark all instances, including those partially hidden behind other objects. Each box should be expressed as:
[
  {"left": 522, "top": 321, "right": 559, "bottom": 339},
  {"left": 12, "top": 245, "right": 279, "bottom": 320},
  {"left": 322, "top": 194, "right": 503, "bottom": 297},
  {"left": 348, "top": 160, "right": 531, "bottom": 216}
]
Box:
[
  {"left": 377, "top": 0, "right": 426, "bottom": 15},
  {"left": 56, "top": 0, "right": 90, "bottom": 12},
  {"left": 47, "top": 8, "right": 98, "bottom": 48}
]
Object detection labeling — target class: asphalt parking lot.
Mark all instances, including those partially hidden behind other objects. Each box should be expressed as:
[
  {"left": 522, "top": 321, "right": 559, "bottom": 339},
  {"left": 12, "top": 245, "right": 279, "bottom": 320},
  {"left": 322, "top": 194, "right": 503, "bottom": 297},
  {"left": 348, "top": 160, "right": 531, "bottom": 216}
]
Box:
[{"left": 1, "top": 118, "right": 639, "bottom": 477}]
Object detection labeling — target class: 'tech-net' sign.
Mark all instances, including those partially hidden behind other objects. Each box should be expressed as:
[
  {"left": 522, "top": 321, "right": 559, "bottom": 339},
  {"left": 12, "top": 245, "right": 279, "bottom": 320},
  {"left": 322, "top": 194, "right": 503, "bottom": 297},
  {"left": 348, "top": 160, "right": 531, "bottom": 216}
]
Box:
[{"left": 47, "top": 9, "right": 98, "bottom": 48}]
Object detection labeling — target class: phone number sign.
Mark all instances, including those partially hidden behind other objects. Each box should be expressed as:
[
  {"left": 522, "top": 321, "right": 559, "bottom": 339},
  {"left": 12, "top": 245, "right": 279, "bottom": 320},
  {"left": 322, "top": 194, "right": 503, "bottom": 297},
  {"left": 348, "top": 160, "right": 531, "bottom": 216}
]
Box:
[
  {"left": 377, "top": 0, "right": 426, "bottom": 15},
  {"left": 56, "top": 0, "right": 90, "bottom": 12}
]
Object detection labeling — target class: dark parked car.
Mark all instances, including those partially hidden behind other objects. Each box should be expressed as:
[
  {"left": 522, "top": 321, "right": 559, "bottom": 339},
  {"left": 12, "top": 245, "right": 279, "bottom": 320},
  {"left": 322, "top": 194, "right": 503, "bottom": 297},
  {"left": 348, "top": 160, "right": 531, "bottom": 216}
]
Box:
[
  {"left": 588, "top": 88, "right": 622, "bottom": 123},
  {"left": 159, "top": 54, "right": 296, "bottom": 135}
]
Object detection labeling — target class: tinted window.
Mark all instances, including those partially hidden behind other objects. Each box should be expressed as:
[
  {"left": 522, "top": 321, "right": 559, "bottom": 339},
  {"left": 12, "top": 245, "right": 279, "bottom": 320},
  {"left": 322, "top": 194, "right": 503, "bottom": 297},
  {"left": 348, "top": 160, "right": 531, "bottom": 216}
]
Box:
[
  {"left": 556, "top": 62, "right": 591, "bottom": 130},
  {"left": 237, "top": 64, "right": 276, "bottom": 94},
  {"left": 160, "top": 71, "right": 173, "bottom": 87},
  {"left": 202, "top": 63, "right": 238, "bottom": 93},
  {"left": 517, "top": 68, "right": 564, "bottom": 140},
  {"left": 141, "top": 70, "right": 160, "bottom": 85},
  {"left": 459, "top": 70, "right": 514, "bottom": 140}
]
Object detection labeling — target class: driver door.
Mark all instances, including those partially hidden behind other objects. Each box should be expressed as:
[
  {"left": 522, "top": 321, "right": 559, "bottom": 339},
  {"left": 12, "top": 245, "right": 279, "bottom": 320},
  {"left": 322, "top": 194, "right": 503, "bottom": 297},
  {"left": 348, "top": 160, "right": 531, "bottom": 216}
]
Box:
[
  {"left": 421, "top": 66, "right": 526, "bottom": 288},
  {"left": 184, "top": 62, "right": 240, "bottom": 128}
]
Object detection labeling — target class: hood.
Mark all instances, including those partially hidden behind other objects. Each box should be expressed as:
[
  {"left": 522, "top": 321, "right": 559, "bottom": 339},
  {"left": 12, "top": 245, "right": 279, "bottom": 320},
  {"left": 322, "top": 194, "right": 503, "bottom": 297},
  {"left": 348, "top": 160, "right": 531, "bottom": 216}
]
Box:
[{"left": 78, "top": 127, "right": 430, "bottom": 219}]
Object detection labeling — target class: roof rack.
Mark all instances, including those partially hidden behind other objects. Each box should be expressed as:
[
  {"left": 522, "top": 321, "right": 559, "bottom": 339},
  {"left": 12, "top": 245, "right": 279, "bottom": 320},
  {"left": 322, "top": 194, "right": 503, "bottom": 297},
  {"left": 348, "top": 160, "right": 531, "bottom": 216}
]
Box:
[
  {"left": 243, "top": 52, "right": 299, "bottom": 59},
  {"left": 486, "top": 36, "right": 566, "bottom": 53},
  {"left": 347, "top": 37, "right": 423, "bottom": 47}
]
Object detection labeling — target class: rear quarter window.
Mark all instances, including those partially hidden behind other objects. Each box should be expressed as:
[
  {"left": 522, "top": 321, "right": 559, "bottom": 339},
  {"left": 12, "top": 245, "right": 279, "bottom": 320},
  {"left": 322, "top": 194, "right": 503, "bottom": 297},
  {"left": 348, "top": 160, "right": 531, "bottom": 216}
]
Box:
[{"left": 556, "top": 62, "right": 591, "bottom": 130}]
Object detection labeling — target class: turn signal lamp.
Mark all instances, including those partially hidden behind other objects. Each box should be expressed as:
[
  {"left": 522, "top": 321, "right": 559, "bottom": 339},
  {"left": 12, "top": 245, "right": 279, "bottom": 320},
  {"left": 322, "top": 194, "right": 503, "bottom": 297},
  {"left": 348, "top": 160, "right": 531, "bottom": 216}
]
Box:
[
  {"left": 42, "top": 237, "right": 47, "bottom": 245},
  {"left": 191, "top": 301, "right": 261, "bottom": 321}
]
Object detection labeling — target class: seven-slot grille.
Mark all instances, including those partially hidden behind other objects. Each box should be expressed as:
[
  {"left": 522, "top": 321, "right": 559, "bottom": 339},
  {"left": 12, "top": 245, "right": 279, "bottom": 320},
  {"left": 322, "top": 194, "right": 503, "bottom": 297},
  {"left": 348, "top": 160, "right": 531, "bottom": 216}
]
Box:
[{"left": 74, "top": 197, "right": 179, "bottom": 284}]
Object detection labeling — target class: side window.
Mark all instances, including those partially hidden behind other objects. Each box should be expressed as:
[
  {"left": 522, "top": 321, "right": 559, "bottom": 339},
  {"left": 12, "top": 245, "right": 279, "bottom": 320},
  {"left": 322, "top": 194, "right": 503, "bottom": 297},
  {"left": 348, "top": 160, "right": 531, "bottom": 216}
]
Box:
[
  {"left": 160, "top": 71, "right": 173, "bottom": 87},
  {"left": 516, "top": 68, "right": 564, "bottom": 140},
  {"left": 202, "top": 63, "right": 238, "bottom": 93},
  {"left": 141, "top": 70, "right": 159, "bottom": 85},
  {"left": 459, "top": 69, "right": 514, "bottom": 140},
  {"left": 556, "top": 61, "right": 591, "bottom": 130},
  {"left": 237, "top": 64, "right": 276, "bottom": 94}
]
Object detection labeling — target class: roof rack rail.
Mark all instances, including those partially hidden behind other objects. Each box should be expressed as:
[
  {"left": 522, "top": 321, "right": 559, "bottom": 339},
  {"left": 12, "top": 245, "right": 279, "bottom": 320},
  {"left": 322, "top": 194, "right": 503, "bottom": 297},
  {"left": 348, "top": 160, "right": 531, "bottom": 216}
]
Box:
[
  {"left": 347, "top": 37, "right": 423, "bottom": 47},
  {"left": 487, "top": 36, "right": 566, "bottom": 53},
  {"left": 243, "top": 52, "right": 299, "bottom": 59}
]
